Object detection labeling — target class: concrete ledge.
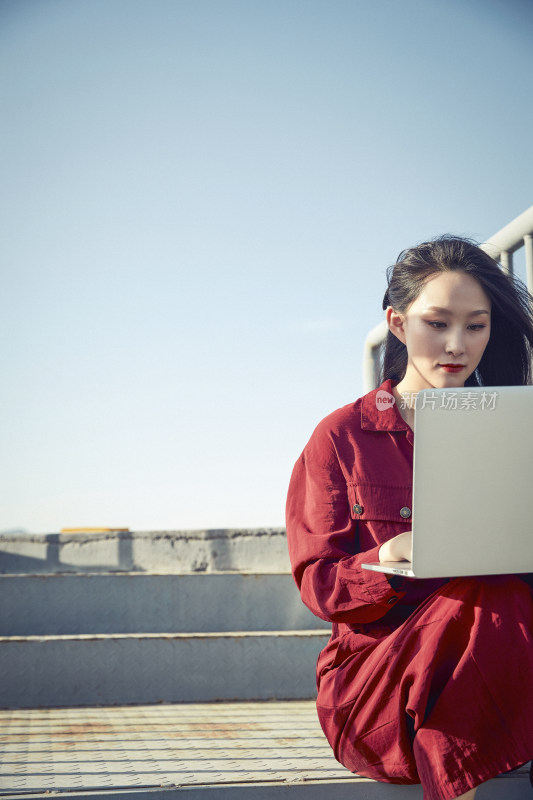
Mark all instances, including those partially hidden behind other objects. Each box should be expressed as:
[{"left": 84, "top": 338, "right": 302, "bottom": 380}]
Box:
[
  {"left": 0, "top": 529, "right": 290, "bottom": 574},
  {"left": 0, "top": 631, "right": 329, "bottom": 707},
  {"left": 1, "top": 778, "right": 529, "bottom": 800},
  {"left": 0, "top": 573, "right": 329, "bottom": 636},
  {"left": 0, "top": 783, "right": 424, "bottom": 799}
]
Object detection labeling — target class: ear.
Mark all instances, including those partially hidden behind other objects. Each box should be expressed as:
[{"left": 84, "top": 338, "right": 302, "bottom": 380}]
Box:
[{"left": 386, "top": 306, "right": 407, "bottom": 345}]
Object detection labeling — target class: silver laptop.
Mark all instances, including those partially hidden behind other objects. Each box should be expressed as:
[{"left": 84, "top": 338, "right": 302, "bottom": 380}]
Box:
[{"left": 362, "top": 385, "right": 533, "bottom": 579}]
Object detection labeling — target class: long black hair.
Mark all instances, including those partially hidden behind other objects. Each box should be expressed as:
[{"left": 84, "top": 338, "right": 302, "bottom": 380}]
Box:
[{"left": 380, "top": 235, "right": 533, "bottom": 387}]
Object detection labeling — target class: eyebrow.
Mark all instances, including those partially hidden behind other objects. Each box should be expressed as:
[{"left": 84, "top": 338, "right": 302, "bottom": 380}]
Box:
[{"left": 423, "top": 306, "right": 490, "bottom": 316}]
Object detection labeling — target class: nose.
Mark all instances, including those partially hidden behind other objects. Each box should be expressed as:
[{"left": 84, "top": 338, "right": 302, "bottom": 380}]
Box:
[{"left": 445, "top": 328, "right": 465, "bottom": 356}]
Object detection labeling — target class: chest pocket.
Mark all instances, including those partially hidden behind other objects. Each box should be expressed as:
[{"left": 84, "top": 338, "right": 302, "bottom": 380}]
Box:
[{"left": 348, "top": 483, "right": 412, "bottom": 524}]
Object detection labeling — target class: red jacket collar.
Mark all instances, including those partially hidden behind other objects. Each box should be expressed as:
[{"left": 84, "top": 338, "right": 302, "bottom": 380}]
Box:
[{"left": 361, "top": 379, "right": 411, "bottom": 433}]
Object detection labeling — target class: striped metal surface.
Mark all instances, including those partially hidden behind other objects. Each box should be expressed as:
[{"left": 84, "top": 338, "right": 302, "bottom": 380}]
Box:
[
  {"left": 0, "top": 702, "right": 529, "bottom": 799},
  {"left": 0, "top": 701, "right": 351, "bottom": 793}
]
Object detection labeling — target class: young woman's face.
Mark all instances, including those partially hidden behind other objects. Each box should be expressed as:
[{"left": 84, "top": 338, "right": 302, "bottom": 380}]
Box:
[{"left": 388, "top": 271, "right": 491, "bottom": 391}]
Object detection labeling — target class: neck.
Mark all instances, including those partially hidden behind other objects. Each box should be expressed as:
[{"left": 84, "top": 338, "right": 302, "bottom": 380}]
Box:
[{"left": 391, "top": 383, "right": 416, "bottom": 429}]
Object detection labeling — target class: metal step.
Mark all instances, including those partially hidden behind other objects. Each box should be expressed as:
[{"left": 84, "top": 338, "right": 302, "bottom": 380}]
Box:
[
  {"left": 0, "top": 630, "right": 329, "bottom": 708},
  {"left": 0, "top": 572, "right": 328, "bottom": 635},
  {"left": 0, "top": 701, "right": 529, "bottom": 799}
]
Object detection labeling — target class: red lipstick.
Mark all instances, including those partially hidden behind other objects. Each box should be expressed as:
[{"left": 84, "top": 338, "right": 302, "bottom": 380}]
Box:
[{"left": 439, "top": 364, "right": 465, "bottom": 373}]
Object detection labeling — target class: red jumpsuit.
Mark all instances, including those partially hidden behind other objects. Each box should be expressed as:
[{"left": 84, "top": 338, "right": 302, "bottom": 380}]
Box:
[{"left": 286, "top": 379, "right": 533, "bottom": 799}]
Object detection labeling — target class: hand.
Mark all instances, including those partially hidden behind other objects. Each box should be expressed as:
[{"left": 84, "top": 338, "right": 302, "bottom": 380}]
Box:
[{"left": 378, "top": 531, "right": 413, "bottom": 563}]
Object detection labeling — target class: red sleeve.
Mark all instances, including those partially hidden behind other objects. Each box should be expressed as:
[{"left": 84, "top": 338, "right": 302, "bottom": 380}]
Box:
[{"left": 285, "top": 425, "right": 404, "bottom": 624}]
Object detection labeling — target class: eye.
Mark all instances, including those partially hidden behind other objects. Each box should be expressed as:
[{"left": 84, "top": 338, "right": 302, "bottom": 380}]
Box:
[
  {"left": 468, "top": 324, "right": 487, "bottom": 331},
  {"left": 426, "top": 321, "right": 446, "bottom": 328}
]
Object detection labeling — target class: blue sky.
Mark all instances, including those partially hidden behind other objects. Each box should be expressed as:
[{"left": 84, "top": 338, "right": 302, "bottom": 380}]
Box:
[{"left": 1, "top": 0, "right": 532, "bottom": 533}]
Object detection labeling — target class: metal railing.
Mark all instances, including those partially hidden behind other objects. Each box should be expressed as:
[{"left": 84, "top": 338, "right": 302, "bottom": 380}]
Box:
[{"left": 362, "top": 205, "right": 533, "bottom": 392}]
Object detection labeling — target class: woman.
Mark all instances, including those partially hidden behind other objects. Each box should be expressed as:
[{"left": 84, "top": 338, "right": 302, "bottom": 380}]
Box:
[{"left": 286, "top": 236, "right": 533, "bottom": 799}]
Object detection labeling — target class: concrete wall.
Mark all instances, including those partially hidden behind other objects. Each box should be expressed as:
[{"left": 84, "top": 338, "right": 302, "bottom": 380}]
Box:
[{"left": 0, "top": 528, "right": 290, "bottom": 574}]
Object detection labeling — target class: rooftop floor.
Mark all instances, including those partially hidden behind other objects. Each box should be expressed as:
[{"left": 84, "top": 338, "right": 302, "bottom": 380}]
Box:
[
  {"left": 0, "top": 701, "right": 529, "bottom": 799},
  {"left": 0, "top": 701, "right": 361, "bottom": 798}
]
